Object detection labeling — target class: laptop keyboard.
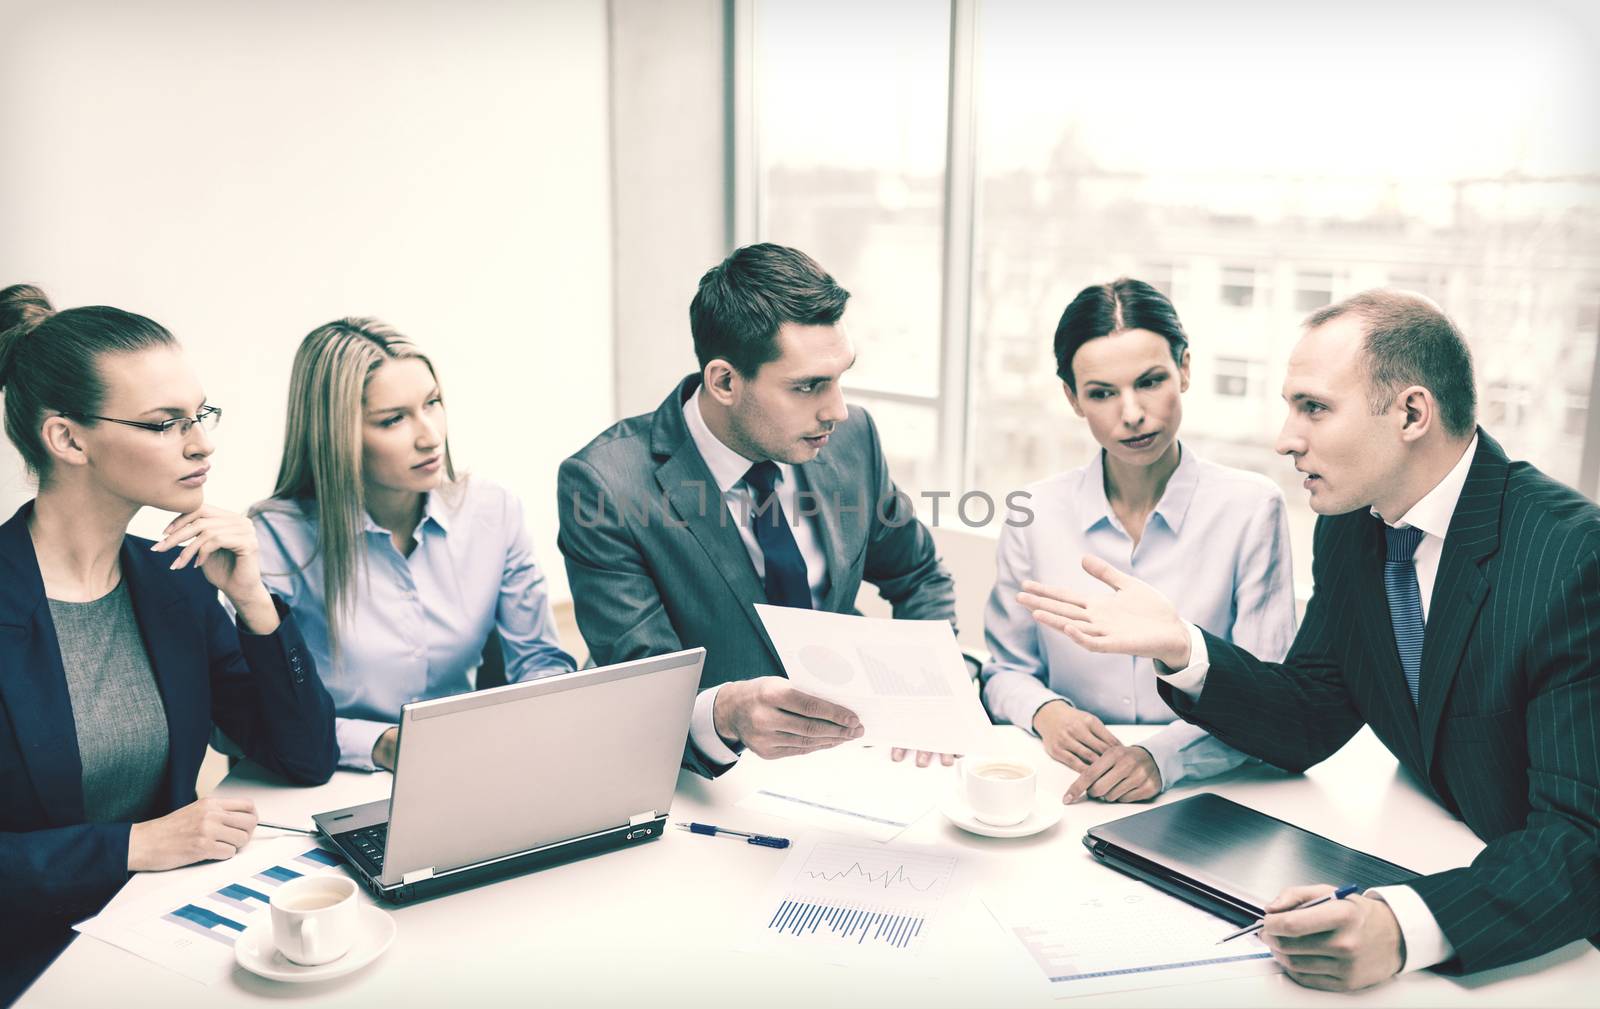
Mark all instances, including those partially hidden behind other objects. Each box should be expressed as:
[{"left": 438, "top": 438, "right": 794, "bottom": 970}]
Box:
[{"left": 340, "top": 824, "right": 389, "bottom": 876}]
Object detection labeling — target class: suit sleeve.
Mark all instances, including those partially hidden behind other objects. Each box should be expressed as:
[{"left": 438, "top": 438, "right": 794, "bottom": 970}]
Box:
[
  {"left": 557, "top": 456, "right": 685, "bottom": 667},
  {"left": 205, "top": 591, "right": 338, "bottom": 785},
  {"left": 1158, "top": 514, "right": 1364, "bottom": 772},
  {"left": 0, "top": 821, "right": 130, "bottom": 926},
  {"left": 1407, "top": 549, "right": 1600, "bottom": 973},
  {"left": 857, "top": 409, "right": 956, "bottom": 625},
  {"left": 557, "top": 456, "right": 722, "bottom": 776}
]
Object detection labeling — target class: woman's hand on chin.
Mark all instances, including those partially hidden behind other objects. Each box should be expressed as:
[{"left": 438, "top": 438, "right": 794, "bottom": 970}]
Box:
[{"left": 151, "top": 505, "right": 280, "bottom": 632}]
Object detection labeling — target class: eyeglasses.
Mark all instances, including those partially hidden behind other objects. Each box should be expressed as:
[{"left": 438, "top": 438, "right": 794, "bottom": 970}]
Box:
[{"left": 63, "top": 404, "right": 222, "bottom": 438}]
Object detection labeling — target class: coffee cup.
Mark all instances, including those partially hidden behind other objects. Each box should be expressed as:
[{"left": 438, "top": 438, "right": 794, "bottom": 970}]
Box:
[
  {"left": 960, "top": 757, "right": 1037, "bottom": 826},
  {"left": 269, "top": 875, "right": 359, "bottom": 966}
]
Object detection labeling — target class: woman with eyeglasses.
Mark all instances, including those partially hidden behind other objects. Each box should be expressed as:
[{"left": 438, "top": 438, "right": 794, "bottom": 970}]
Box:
[
  {"left": 980, "top": 278, "right": 1296, "bottom": 804},
  {"left": 0, "top": 285, "right": 337, "bottom": 1003},
  {"left": 249, "top": 317, "right": 576, "bottom": 773}
]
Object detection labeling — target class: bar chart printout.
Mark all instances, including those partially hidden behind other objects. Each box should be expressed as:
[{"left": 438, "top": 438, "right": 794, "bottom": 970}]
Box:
[
  {"left": 983, "top": 873, "right": 1281, "bottom": 999},
  {"left": 741, "top": 837, "right": 969, "bottom": 967},
  {"left": 74, "top": 840, "right": 347, "bottom": 984}
]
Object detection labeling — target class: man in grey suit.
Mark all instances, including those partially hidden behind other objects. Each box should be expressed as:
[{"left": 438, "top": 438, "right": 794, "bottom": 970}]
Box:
[{"left": 558, "top": 243, "right": 957, "bottom": 777}]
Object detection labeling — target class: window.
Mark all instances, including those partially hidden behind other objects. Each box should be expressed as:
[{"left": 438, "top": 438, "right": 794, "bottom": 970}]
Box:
[
  {"left": 1213, "top": 357, "right": 1253, "bottom": 398},
  {"left": 1294, "top": 271, "right": 1335, "bottom": 312},
  {"left": 1144, "top": 262, "right": 1175, "bottom": 297},
  {"left": 1220, "top": 267, "right": 1257, "bottom": 308},
  {"left": 747, "top": 0, "right": 1600, "bottom": 567},
  {"left": 754, "top": 0, "right": 950, "bottom": 409},
  {"left": 1483, "top": 381, "right": 1532, "bottom": 429}
]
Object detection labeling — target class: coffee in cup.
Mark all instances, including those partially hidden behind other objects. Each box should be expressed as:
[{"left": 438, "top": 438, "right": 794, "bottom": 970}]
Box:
[
  {"left": 269, "top": 875, "right": 359, "bottom": 966},
  {"left": 960, "top": 757, "right": 1038, "bottom": 826}
]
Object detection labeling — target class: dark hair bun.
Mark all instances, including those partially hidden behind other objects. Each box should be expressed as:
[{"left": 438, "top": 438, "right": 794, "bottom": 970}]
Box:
[
  {"left": 0, "top": 284, "right": 56, "bottom": 389},
  {"left": 0, "top": 283, "right": 54, "bottom": 335}
]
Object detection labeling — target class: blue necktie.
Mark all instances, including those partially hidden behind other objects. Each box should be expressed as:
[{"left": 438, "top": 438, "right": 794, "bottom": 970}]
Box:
[
  {"left": 744, "top": 461, "right": 812, "bottom": 609},
  {"left": 1383, "top": 524, "right": 1427, "bottom": 707}
]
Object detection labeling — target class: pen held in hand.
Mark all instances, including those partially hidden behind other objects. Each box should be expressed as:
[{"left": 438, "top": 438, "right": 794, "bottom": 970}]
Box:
[
  {"left": 1216, "top": 884, "right": 1360, "bottom": 944},
  {"left": 258, "top": 821, "right": 316, "bottom": 835}
]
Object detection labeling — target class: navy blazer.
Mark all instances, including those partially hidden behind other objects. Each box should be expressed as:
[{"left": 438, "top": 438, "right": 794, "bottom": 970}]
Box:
[{"left": 0, "top": 502, "right": 337, "bottom": 1000}]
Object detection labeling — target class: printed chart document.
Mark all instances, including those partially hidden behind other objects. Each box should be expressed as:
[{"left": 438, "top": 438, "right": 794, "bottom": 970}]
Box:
[
  {"left": 738, "top": 744, "right": 941, "bottom": 842},
  {"left": 983, "top": 871, "right": 1280, "bottom": 999},
  {"left": 754, "top": 605, "right": 990, "bottom": 755},
  {"left": 739, "top": 835, "right": 972, "bottom": 968},
  {"left": 74, "top": 837, "right": 348, "bottom": 983}
]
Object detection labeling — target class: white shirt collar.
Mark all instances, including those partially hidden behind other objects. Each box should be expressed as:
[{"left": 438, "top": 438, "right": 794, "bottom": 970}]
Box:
[
  {"left": 1372, "top": 433, "right": 1479, "bottom": 539},
  {"left": 360, "top": 486, "right": 454, "bottom": 537},
  {"left": 683, "top": 389, "right": 775, "bottom": 494},
  {"left": 1079, "top": 443, "right": 1201, "bottom": 536}
]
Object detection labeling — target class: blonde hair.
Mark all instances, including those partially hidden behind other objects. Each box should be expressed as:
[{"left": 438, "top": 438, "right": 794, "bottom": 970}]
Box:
[{"left": 259, "top": 317, "right": 455, "bottom": 657}]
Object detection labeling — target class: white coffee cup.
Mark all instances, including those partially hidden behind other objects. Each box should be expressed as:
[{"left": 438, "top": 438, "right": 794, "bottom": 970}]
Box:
[
  {"left": 960, "top": 757, "right": 1037, "bottom": 826},
  {"left": 269, "top": 875, "right": 359, "bottom": 966}
]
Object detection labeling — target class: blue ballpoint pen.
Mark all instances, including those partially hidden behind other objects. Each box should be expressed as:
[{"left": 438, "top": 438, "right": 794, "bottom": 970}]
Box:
[
  {"left": 675, "top": 822, "right": 790, "bottom": 848},
  {"left": 1216, "top": 884, "right": 1361, "bottom": 944}
]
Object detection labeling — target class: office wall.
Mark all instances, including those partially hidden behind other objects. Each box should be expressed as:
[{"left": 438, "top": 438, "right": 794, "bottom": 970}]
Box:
[
  {"left": 0, "top": 0, "right": 613, "bottom": 603},
  {"left": 608, "top": 0, "right": 729, "bottom": 417}
]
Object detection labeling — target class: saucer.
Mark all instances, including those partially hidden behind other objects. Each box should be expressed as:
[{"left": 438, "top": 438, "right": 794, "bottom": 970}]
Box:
[
  {"left": 235, "top": 905, "right": 396, "bottom": 983},
  {"left": 940, "top": 794, "right": 1063, "bottom": 838}
]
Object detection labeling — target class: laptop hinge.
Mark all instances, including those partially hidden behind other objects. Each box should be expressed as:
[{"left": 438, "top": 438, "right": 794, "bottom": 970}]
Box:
[
  {"left": 629, "top": 811, "right": 659, "bottom": 826},
  {"left": 402, "top": 867, "right": 435, "bottom": 885}
]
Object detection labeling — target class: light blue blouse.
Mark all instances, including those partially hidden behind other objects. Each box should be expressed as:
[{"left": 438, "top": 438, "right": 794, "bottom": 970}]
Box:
[
  {"left": 251, "top": 476, "right": 576, "bottom": 770},
  {"left": 980, "top": 445, "right": 1296, "bottom": 790}
]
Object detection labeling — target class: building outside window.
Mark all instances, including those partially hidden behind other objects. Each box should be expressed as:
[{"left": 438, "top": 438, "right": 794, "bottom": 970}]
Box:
[{"left": 749, "top": 0, "right": 1600, "bottom": 595}]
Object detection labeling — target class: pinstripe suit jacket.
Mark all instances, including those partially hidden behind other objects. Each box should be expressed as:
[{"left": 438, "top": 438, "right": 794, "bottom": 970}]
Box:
[{"left": 1161, "top": 430, "right": 1600, "bottom": 974}]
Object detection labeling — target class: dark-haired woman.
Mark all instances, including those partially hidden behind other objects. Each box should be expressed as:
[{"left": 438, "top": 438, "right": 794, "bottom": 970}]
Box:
[
  {"left": 980, "top": 278, "right": 1295, "bottom": 804},
  {"left": 0, "top": 285, "right": 337, "bottom": 1003}
]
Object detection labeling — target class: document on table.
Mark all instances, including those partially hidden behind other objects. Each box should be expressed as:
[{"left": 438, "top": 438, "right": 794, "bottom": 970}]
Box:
[
  {"left": 983, "top": 870, "right": 1280, "bottom": 999},
  {"left": 73, "top": 837, "right": 349, "bottom": 984},
  {"left": 737, "top": 744, "right": 941, "bottom": 842},
  {"left": 738, "top": 835, "right": 972, "bottom": 969},
  {"left": 754, "top": 605, "right": 990, "bottom": 755}
]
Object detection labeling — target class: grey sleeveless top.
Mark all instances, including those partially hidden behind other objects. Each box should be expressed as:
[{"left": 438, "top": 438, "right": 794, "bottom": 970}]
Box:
[{"left": 48, "top": 582, "right": 170, "bottom": 822}]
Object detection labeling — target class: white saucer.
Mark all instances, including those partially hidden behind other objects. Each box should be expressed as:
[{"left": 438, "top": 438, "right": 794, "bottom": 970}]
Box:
[
  {"left": 234, "top": 905, "right": 396, "bottom": 983},
  {"left": 940, "top": 794, "right": 1064, "bottom": 838}
]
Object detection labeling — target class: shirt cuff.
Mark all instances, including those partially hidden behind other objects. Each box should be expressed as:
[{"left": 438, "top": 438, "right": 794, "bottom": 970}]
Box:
[
  {"left": 336, "top": 717, "right": 392, "bottom": 773},
  {"left": 1365, "top": 885, "right": 1455, "bottom": 973},
  {"left": 689, "top": 684, "right": 740, "bottom": 769},
  {"left": 982, "top": 669, "right": 1068, "bottom": 735},
  {"left": 1153, "top": 623, "right": 1210, "bottom": 699},
  {"left": 1133, "top": 730, "right": 1184, "bottom": 792}
]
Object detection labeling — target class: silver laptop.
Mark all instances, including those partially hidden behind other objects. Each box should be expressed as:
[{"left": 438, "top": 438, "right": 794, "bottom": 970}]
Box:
[{"left": 312, "top": 648, "right": 704, "bottom": 903}]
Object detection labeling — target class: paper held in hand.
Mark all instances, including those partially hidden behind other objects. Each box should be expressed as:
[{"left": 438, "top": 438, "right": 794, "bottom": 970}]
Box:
[{"left": 754, "top": 605, "right": 990, "bottom": 755}]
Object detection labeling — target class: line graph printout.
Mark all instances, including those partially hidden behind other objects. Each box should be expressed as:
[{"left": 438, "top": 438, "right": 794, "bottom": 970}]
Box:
[
  {"left": 73, "top": 837, "right": 347, "bottom": 984},
  {"left": 983, "top": 871, "right": 1280, "bottom": 999},
  {"left": 740, "top": 837, "right": 970, "bottom": 967}
]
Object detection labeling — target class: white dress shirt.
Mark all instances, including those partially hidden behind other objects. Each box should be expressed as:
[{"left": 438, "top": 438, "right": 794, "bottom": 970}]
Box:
[
  {"left": 682, "top": 391, "right": 828, "bottom": 766},
  {"left": 1162, "top": 434, "right": 1478, "bottom": 973},
  {"left": 981, "top": 446, "right": 1296, "bottom": 790}
]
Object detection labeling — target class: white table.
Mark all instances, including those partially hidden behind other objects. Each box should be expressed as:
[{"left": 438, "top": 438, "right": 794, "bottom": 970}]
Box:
[{"left": 21, "top": 726, "right": 1598, "bottom": 1007}]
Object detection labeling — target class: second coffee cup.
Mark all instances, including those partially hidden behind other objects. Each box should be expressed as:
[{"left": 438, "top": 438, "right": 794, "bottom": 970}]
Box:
[{"left": 960, "top": 757, "right": 1037, "bottom": 826}]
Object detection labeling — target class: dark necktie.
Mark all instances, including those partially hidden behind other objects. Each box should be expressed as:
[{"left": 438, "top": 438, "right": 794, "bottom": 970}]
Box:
[
  {"left": 743, "top": 461, "right": 812, "bottom": 609},
  {"left": 1383, "top": 524, "right": 1427, "bottom": 707}
]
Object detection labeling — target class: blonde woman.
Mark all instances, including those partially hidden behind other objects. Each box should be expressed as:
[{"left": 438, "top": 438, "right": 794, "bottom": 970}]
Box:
[{"left": 251, "top": 318, "right": 575, "bottom": 772}]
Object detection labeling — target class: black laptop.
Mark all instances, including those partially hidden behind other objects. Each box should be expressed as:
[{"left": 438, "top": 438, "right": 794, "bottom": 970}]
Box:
[{"left": 1083, "top": 793, "right": 1419, "bottom": 926}]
